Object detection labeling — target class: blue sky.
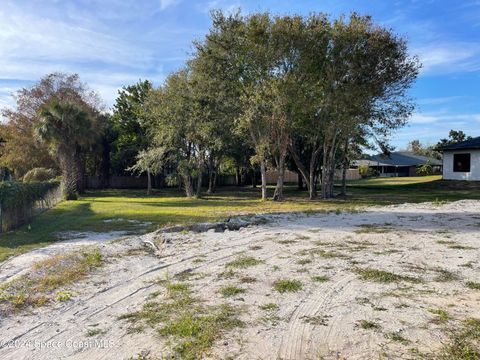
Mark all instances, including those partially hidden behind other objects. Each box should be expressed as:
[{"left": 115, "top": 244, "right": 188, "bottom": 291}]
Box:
[{"left": 0, "top": 0, "right": 479, "bottom": 150}]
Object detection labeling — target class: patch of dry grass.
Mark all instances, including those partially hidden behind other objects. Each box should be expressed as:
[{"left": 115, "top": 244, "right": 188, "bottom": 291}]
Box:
[{"left": 0, "top": 248, "right": 102, "bottom": 315}]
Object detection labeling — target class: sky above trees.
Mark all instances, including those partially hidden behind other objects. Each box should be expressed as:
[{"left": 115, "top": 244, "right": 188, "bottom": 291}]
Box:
[{"left": 0, "top": 0, "right": 479, "bottom": 149}]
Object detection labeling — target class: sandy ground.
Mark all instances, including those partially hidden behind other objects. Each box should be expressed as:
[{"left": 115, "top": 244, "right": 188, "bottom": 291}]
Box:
[{"left": 1, "top": 200, "right": 480, "bottom": 359}]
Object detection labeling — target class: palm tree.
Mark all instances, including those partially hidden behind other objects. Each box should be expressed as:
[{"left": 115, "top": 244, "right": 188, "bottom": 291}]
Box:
[{"left": 36, "top": 101, "right": 92, "bottom": 200}]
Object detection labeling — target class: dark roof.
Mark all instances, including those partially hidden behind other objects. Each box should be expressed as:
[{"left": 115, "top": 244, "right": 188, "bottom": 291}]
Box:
[
  {"left": 354, "top": 152, "right": 442, "bottom": 167},
  {"left": 440, "top": 136, "right": 480, "bottom": 151}
]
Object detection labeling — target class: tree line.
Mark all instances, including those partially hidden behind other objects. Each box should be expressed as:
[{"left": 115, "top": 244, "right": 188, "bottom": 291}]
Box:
[{"left": 0, "top": 11, "right": 420, "bottom": 200}]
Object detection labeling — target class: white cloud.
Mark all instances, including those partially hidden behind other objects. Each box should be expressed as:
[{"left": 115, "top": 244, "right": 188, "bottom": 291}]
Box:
[
  {"left": 160, "top": 0, "right": 182, "bottom": 10},
  {"left": 414, "top": 42, "right": 480, "bottom": 74},
  {"left": 417, "top": 96, "right": 466, "bottom": 105},
  {"left": 410, "top": 111, "right": 480, "bottom": 124}
]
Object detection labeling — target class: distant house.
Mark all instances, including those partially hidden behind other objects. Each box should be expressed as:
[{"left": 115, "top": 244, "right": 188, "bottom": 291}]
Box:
[
  {"left": 352, "top": 152, "right": 442, "bottom": 177},
  {"left": 440, "top": 136, "right": 480, "bottom": 181}
]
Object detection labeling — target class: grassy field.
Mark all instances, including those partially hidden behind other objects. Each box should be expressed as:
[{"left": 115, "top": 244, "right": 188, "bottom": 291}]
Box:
[{"left": 1, "top": 176, "right": 479, "bottom": 263}]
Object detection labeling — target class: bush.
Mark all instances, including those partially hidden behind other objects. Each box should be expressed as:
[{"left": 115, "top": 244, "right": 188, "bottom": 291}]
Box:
[
  {"left": 416, "top": 162, "right": 433, "bottom": 176},
  {"left": 359, "top": 165, "right": 379, "bottom": 178},
  {"left": 23, "top": 168, "right": 57, "bottom": 183}
]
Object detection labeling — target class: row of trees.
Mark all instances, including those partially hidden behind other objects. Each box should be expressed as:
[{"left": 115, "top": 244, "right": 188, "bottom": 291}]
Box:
[
  {"left": 0, "top": 11, "right": 420, "bottom": 200},
  {"left": 133, "top": 11, "right": 419, "bottom": 200}
]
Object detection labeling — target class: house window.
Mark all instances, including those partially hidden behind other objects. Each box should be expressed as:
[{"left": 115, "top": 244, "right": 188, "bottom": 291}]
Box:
[{"left": 453, "top": 153, "right": 471, "bottom": 172}]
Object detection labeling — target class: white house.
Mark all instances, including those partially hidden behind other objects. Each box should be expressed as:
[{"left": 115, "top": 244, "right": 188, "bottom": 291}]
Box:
[{"left": 441, "top": 137, "right": 480, "bottom": 181}]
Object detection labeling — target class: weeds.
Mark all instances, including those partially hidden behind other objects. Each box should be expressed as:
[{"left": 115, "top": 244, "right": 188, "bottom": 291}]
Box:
[
  {"left": 219, "top": 285, "right": 246, "bottom": 297},
  {"left": 273, "top": 279, "right": 303, "bottom": 293},
  {"left": 119, "top": 279, "right": 243, "bottom": 359},
  {"left": 311, "top": 275, "right": 329, "bottom": 283},
  {"left": 466, "top": 281, "right": 480, "bottom": 290},
  {"left": 0, "top": 248, "right": 102, "bottom": 315},
  {"left": 239, "top": 276, "right": 257, "bottom": 284},
  {"left": 297, "top": 258, "right": 313, "bottom": 265},
  {"left": 301, "top": 315, "right": 331, "bottom": 326},
  {"left": 354, "top": 268, "right": 421, "bottom": 284},
  {"left": 438, "top": 318, "right": 480, "bottom": 359},
  {"left": 259, "top": 303, "right": 279, "bottom": 311},
  {"left": 434, "top": 269, "right": 460, "bottom": 282},
  {"left": 428, "top": 308, "right": 451, "bottom": 323},
  {"left": 86, "top": 327, "right": 106, "bottom": 337},
  {"left": 277, "top": 239, "right": 297, "bottom": 245},
  {"left": 358, "top": 320, "right": 381, "bottom": 330},
  {"left": 226, "top": 256, "right": 263, "bottom": 269},
  {"left": 385, "top": 331, "right": 410, "bottom": 344}
]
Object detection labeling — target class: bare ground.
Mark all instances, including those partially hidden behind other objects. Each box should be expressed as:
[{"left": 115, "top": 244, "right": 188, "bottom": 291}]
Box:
[{"left": 1, "top": 200, "right": 480, "bottom": 359}]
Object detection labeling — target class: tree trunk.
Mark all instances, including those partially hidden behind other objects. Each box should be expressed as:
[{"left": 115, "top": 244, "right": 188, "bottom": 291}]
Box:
[
  {"left": 183, "top": 176, "right": 194, "bottom": 197},
  {"left": 321, "top": 145, "right": 333, "bottom": 199},
  {"left": 260, "top": 159, "right": 267, "bottom": 200},
  {"left": 147, "top": 169, "right": 152, "bottom": 195},
  {"left": 196, "top": 171, "right": 202, "bottom": 197},
  {"left": 320, "top": 130, "right": 341, "bottom": 199},
  {"left": 212, "top": 172, "right": 217, "bottom": 193},
  {"left": 272, "top": 154, "right": 286, "bottom": 201},
  {"left": 297, "top": 171, "right": 303, "bottom": 190},
  {"left": 59, "top": 148, "right": 78, "bottom": 200},
  {"left": 207, "top": 156, "right": 216, "bottom": 194},
  {"left": 340, "top": 139, "right": 349, "bottom": 197},
  {"left": 235, "top": 166, "right": 240, "bottom": 186},
  {"left": 74, "top": 147, "right": 85, "bottom": 194},
  {"left": 288, "top": 142, "right": 322, "bottom": 200}
]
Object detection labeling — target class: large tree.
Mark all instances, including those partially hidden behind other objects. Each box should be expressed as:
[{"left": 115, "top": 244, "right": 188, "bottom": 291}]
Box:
[
  {"left": 36, "top": 101, "right": 94, "bottom": 199},
  {"left": 110, "top": 80, "right": 153, "bottom": 175},
  {"left": 142, "top": 70, "right": 202, "bottom": 197},
  {"left": 288, "top": 14, "right": 419, "bottom": 198},
  {"left": 0, "top": 73, "right": 103, "bottom": 179}
]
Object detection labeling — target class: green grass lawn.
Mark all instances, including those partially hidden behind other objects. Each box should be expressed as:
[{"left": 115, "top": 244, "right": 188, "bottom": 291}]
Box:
[
  {"left": 1, "top": 177, "right": 479, "bottom": 263},
  {"left": 342, "top": 175, "right": 443, "bottom": 187}
]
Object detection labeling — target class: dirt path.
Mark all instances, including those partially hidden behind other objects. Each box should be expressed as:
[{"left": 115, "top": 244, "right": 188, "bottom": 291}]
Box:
[{"left": 1, "top": 200, "right": 480, "bottom": 359}]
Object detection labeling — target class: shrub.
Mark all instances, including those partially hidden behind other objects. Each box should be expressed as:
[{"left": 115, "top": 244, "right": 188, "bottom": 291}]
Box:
[
  {"left": 358, "top": 165, "right": 379, "bottom": 178},
  {"left": 416, "top": 162, "right": 433, "bottom": 176},
  {"left": 23, "top": 168, "right": 57, "bottom": 183}
]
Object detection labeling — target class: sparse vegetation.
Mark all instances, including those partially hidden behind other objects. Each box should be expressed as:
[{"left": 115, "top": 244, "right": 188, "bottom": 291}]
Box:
[
  {"left": 119, "top": 279, "right": 243, "bottom": 359},
  {"left": 0, "top": 248, "right": 102, "bottom": 314},
  {"left": 226, "top": 256, "right": 263, "bottom": 269},
  {"left": 311, "top": 275, "right": 329, "bottom": 283},
  {"left": 239, "top": 276, "right": 257, "bottom": 284},
  {"left": 273, "top": 279, "right": 303, "bottom": 293},
  {"left": 385, "top": 331, "right": 410, "bottom": 344},
  {"left": 219, "top": 285, "right": 246, "bottom": 297},
  {"left": 438, "top": 318, "right": 480, "bottom": 359},
  {"left": 296, "top": 258, "right": 313, "bottom": 265},
  {"left": 277, "top": 239, "right": 297, "bottom": 245},
  {"left": 259, "top": 303, "right": 279, "bottom": 311},
  {"left": 434, "top": 268, "right": 460, "bottom": 282},
  {"left": 358, "top": 320, "right": 381, "bottom": 330},
  {"left": 428, "top": 308, "right": 451, "bottom": 323},
  {"left": 466, "top": 281, "right": 480, "bottom": 290},
  {"left": 301, "top": 315, "right": 331, "bottom": 326},
  {"left": 354, "top": 268, "right": 421, "bottom": 283},
  {"left": 86, "top": 327, "right": 106, "bottom": 337}
]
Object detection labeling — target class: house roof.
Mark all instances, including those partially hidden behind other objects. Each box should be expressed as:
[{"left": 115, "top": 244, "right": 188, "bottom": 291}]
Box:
[
  {"left": 354, "top": 152, "right": 442, "bottom": 167},
  {"left": 439, "top": 136, "right": 480, "bottom": 151}
]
